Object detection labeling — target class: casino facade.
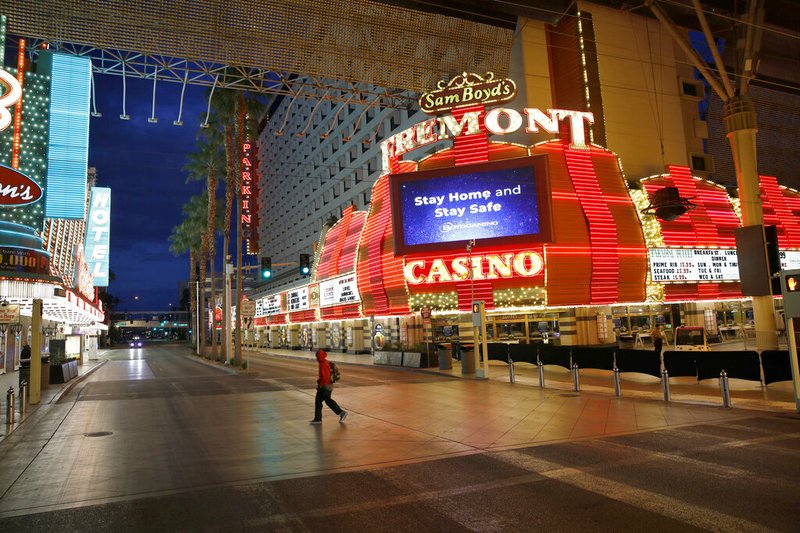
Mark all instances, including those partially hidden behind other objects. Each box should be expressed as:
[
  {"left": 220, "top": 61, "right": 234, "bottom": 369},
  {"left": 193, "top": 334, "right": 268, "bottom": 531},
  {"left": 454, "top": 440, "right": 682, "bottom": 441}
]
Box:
[
  {"left": 250, "top": 5, "right": 797, "bottom": 355},
  {"left": 250, "top": 73, "right": 795, "bottom": 354}
]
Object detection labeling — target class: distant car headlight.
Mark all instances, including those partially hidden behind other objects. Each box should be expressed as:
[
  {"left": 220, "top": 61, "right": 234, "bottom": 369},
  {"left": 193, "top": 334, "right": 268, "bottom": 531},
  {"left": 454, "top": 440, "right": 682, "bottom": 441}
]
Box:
[{"left": 129, "top": 342, "right": 134, "bottom": 347}]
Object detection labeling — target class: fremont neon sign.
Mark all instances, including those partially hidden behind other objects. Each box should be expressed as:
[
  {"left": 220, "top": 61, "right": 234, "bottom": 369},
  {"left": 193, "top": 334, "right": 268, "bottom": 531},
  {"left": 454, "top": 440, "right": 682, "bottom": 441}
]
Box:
[
  {"left": 381, "top": 107, "right": 594, "bottom": 170},
  {"left": 404, "top": 251, "right": 544, "bottom": 285}
]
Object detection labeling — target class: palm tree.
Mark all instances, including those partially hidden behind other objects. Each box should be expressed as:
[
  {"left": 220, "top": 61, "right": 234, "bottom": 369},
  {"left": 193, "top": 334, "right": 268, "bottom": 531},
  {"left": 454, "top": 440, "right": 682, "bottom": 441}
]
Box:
[
  {"left": 169, "top": 194, "right": 207, "bottom": 353},
  {"left": 183, "top": 135, "right": 225, "bottom": 358}
]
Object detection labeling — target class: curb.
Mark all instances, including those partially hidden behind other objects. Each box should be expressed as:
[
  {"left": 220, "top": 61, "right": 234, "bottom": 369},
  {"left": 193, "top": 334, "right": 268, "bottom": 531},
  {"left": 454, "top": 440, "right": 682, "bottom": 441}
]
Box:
[{"left": 50, "top": 359, "right": 108, "bottom": 404}]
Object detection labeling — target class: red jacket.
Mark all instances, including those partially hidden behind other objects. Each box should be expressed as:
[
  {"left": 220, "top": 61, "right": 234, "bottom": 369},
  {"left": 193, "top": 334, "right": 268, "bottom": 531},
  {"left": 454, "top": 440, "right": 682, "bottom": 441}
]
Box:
[{"left": 316, "top": 349, "right": 331, "bottom": 387}]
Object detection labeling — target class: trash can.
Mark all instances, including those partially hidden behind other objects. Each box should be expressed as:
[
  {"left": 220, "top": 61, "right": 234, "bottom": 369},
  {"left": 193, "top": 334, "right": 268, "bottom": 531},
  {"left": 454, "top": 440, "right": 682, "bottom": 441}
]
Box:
[
  {"left": 459, "top": 344, "right": 476, "bottom": 374},
  {"left": 437, "top": 343, "right": 452, "bottom": 370}
]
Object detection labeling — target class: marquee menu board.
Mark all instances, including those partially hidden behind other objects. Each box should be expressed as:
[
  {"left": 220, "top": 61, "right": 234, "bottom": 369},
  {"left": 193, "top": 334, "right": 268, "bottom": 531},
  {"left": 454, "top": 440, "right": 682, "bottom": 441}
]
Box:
[
  {"left": 319, "top": 274, "right": 359, "bottom": 307},
  {"left": 256, "top": 294, "right": 282, "bottom": 316},
  {"left": 780, "top": 251, "right": 800, "bottom": 270},
  {"left": 649, "top": 248, "right": 740, "bottom": 282},
  {"left": 650, "top": 248, "right": 800, "bottom": 282},
  {"left": 287, "top": 287, "right": 309, "bottom": 311}
]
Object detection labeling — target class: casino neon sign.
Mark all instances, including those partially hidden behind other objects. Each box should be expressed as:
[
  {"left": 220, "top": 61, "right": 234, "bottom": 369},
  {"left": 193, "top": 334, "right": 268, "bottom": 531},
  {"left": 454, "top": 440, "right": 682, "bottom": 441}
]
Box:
[
  {"left": 0, "top": 69, "right": 22, "bottom": 132},
  {"left": 404, "top": 250, "right": 544, "bottom": 285},
  {"left": 381, "top": 106, "right": 594, "bottom": 170}
]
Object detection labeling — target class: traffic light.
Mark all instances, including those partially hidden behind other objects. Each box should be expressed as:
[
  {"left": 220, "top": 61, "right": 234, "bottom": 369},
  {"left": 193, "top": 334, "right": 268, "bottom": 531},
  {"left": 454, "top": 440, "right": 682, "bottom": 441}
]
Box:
[
  {"left": 299, "top": 253, "right": 311, "bottom": 276},
  {"left": 260, "top": 257, "right": 272, "bottom": 280}
]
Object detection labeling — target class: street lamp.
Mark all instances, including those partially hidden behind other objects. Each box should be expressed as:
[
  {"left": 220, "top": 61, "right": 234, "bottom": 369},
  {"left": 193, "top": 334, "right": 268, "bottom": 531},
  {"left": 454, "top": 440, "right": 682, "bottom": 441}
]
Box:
[{"left": 10, "top": 323, "right": 23, "bottom": 368}]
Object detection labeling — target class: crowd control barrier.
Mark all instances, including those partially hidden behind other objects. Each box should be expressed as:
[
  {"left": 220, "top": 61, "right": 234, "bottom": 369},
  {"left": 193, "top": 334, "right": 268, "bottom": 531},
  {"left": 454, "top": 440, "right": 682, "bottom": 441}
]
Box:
[
  {"left": 695, "top": 351, "right": 761, "bottom": 383},
  {"left": 761, "top": 350, "right": 792, "bottom": 385},
  {"left": 615, "top": 349, "right": 662, "bottom": 378}
]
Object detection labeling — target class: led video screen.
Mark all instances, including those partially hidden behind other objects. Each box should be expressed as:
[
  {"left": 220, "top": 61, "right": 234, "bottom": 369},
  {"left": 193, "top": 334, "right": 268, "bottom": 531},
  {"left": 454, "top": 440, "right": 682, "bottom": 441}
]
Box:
[{"left": 390, "top": 156, "right": 552, "bottom": 255}]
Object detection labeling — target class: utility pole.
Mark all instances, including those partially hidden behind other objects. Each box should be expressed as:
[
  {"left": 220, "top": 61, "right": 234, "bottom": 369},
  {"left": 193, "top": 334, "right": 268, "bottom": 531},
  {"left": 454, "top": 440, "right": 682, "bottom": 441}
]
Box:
[{"left": 647, "top": 0, "right": 777, "bottom": 350}]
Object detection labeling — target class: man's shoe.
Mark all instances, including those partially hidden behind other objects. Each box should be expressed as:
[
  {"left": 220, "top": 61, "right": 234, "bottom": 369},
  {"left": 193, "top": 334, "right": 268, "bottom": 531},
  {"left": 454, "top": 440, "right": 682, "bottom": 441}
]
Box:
[
  {"left": 310, "top": 419, "right": 322, "bottom": 425},
  {"left": 339, "top": 411, "right": 348, "bottom": 423}
]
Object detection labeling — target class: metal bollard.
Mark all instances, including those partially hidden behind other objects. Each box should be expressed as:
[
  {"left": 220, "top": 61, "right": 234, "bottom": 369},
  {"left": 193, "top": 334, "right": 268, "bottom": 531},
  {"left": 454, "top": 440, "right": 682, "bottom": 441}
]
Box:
[
  {"left": 6, "top": 387, "right": 14, "bottom": 425},
  {"left": 661, "top": 369, "right": 670, "bottom": 402},
  {"left": 537, "top": 361, "right": 545, "bottom": 388},
  {"left": 720, "top": 370, "right": 732, "bottom": 408},
  {"left": 508, "top": 358, "right": 515, "bottom": 384},
  {"left": 19, "top": 380, "right": 27, "bottom": 415},
  {"left": 613, "top": 367, "right": 621, "bottom": 397},
  {"left": 572, "top": 363, "right": 581, "bottom": 392}
]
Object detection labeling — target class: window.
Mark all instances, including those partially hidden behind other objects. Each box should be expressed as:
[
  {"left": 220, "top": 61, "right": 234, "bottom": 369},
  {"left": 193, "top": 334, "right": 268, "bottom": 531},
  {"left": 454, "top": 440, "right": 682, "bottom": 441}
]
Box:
[
  {"left": 679, "top": 79, "right": 705, "bottom": 99},
  {"left": 688, "top": 153, "right": 714, "bottom": 173}
]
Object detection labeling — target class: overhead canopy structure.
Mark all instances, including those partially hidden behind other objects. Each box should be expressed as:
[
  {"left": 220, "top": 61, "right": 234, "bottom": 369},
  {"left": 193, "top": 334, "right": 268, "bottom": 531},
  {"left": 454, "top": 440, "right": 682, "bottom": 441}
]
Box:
[{"left": 0, "top": 0, "right": 515, "bottom": 108}]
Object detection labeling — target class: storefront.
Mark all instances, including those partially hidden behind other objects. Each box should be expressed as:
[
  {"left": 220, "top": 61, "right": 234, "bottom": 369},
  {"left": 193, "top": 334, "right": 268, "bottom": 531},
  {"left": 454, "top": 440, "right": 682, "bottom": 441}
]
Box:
[{"left": 252, "top": 73, "right": 793, "bottom": 353}]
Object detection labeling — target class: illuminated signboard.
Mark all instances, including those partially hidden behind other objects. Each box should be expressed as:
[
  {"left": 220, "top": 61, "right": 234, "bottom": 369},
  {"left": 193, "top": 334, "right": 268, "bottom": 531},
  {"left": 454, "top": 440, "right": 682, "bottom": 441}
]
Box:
[
  {"left": 0, "top": 246, "right": 50, "bottom": 275},
  {"left": 390, "top": 156, "right": 552, "bottom": 255},
  {"left": 40, "top": 52, "right": 91, "bottom": 219},
  {"left": 650, "top": 248, "right": 800, "bottom": 283},
  {"left": 0, "top": 164, "right": 43, "bottom": 206},
  {"left": 287, "top": 287, "right": 309, "bottom": 311},
  {"left": 0, "top": 61, "right": 22, "bottom": 132},
  {"left": 381, "top": 106, "right": 594, "bottom": 170},
  {"left": 419, "top": 72, "right": 516, "bottom": 115},
  {"left": 256, "top": 294, "right": 282, "bottom": 316},
  {"left": 319, "top": 274, "right": 359, "bottom": 306},
  {"left": 780, "top": 251, "right": 800, "bottom": 270},
  {"left": 84, "top": 187, "right": 111, "bottom": 287},
  {"left": 241, "top": 140, "right": 258, "bottom": 255},
  {"left": 649, "top": 249, "right": 739, "bottom": 282},
  {"left": 404, "top": 250, "right": 544, "bottom": 285}
]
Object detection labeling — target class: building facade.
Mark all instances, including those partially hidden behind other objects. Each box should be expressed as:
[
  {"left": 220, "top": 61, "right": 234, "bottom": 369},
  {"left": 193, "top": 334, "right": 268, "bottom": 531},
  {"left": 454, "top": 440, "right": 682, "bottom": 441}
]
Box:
[
  {"left": 248, "top": 3, "right": 798, "bottom": 356},
  {"left": 0, "top": 16, "right": 107, "bottom": 378}
]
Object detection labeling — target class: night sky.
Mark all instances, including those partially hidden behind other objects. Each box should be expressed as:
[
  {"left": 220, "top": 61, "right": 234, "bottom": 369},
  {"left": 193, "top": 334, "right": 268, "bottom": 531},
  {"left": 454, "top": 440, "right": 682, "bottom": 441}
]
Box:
[{"left": 88, "top": 74, "right": 209, "bottom": 312}]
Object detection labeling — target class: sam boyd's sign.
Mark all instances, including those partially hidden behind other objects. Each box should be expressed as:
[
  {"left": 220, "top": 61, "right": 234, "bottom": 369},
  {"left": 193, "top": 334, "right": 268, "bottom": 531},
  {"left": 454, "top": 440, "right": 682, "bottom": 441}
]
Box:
[{"left": 419, "top": 72, "right": 516, "bottom": 115}]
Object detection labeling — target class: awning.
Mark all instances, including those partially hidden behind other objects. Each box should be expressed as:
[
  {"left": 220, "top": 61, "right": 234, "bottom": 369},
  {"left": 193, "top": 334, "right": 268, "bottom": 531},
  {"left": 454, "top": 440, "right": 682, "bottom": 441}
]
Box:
[{"left": 0, "top": 279, "right": 105, "bottom": 325}]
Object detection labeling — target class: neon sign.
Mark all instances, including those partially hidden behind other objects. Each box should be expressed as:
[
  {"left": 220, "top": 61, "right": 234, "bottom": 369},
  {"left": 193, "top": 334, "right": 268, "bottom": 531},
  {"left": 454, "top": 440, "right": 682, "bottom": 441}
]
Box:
[
  {"left": 84, "top": 187, "right": 111, "bottom": 287},
  {"left": 419, "top": 72, "right": 516, "bottom": 115},
  {"left": 404, "top": 251, "right": 544, "bottom": 285},
  {"left": 0, "top": 68, "right": 21, "bottom": 132},
  {"left": 241, "top": 140, "right": 258, "bottom": 254},
  {"left": 0, "top": 164, "right": 43, "bottom": 206},
  {"left": 381, "top": 107, "right": 594, "bottom": 169}
]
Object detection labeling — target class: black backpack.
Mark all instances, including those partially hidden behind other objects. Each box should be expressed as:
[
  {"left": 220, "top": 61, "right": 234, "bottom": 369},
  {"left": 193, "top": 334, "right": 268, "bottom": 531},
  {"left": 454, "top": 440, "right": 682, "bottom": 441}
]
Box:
[{"left": 329, "top": 361, "right": 341, "bottom": 383}]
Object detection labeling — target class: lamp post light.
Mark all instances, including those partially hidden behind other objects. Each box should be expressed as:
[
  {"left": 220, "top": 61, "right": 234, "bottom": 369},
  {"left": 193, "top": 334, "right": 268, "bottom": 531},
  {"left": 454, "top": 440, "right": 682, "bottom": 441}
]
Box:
[
  {"left": 0, "top": 324, "right": 6, "bottom": 370},
  {"left": 10, "top": 323, "right": 23, "bottom": 369}
]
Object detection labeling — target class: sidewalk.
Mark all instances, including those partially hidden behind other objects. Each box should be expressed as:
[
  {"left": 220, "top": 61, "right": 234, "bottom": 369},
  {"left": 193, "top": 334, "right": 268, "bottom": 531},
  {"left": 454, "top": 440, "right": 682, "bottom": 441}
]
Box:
[
  {"left": 244, "top": 342, "right": 799, "bottom": 413},
  {"left": 0, "top": 356, "right": 106, "bottom": 439}
]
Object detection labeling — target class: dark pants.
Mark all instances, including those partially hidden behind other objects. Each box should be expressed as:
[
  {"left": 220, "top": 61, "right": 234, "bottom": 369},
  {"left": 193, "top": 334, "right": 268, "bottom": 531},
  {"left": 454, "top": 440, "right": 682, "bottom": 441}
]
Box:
[
  {"left": 654, "top": 338, "right": 663, "bottom": 354},
  {"left": 314, "top": 386, "right": 342, "bottom": 421}
]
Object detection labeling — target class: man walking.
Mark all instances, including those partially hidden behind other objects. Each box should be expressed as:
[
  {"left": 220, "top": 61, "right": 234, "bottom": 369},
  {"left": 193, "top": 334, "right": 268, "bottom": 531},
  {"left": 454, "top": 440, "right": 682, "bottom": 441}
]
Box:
[{"left": 310, "top": 348, "right": 347, "bottom": 424}]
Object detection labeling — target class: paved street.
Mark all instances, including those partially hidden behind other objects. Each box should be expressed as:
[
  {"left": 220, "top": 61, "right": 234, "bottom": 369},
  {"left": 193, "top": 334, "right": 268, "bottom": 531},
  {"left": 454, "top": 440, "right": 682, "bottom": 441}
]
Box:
[{"left": 0, "top": 343, "right": 798, "bottom": 531}]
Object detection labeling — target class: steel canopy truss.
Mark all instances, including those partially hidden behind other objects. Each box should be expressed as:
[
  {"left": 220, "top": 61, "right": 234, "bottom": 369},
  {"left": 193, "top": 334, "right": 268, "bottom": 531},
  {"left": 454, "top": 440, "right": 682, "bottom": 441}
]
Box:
[
  {"left": 12, "top": 40, "right": 414, "bottom": 109},
  {"left": 0, "top": 0, "right": 514, "bottom": 109}
]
